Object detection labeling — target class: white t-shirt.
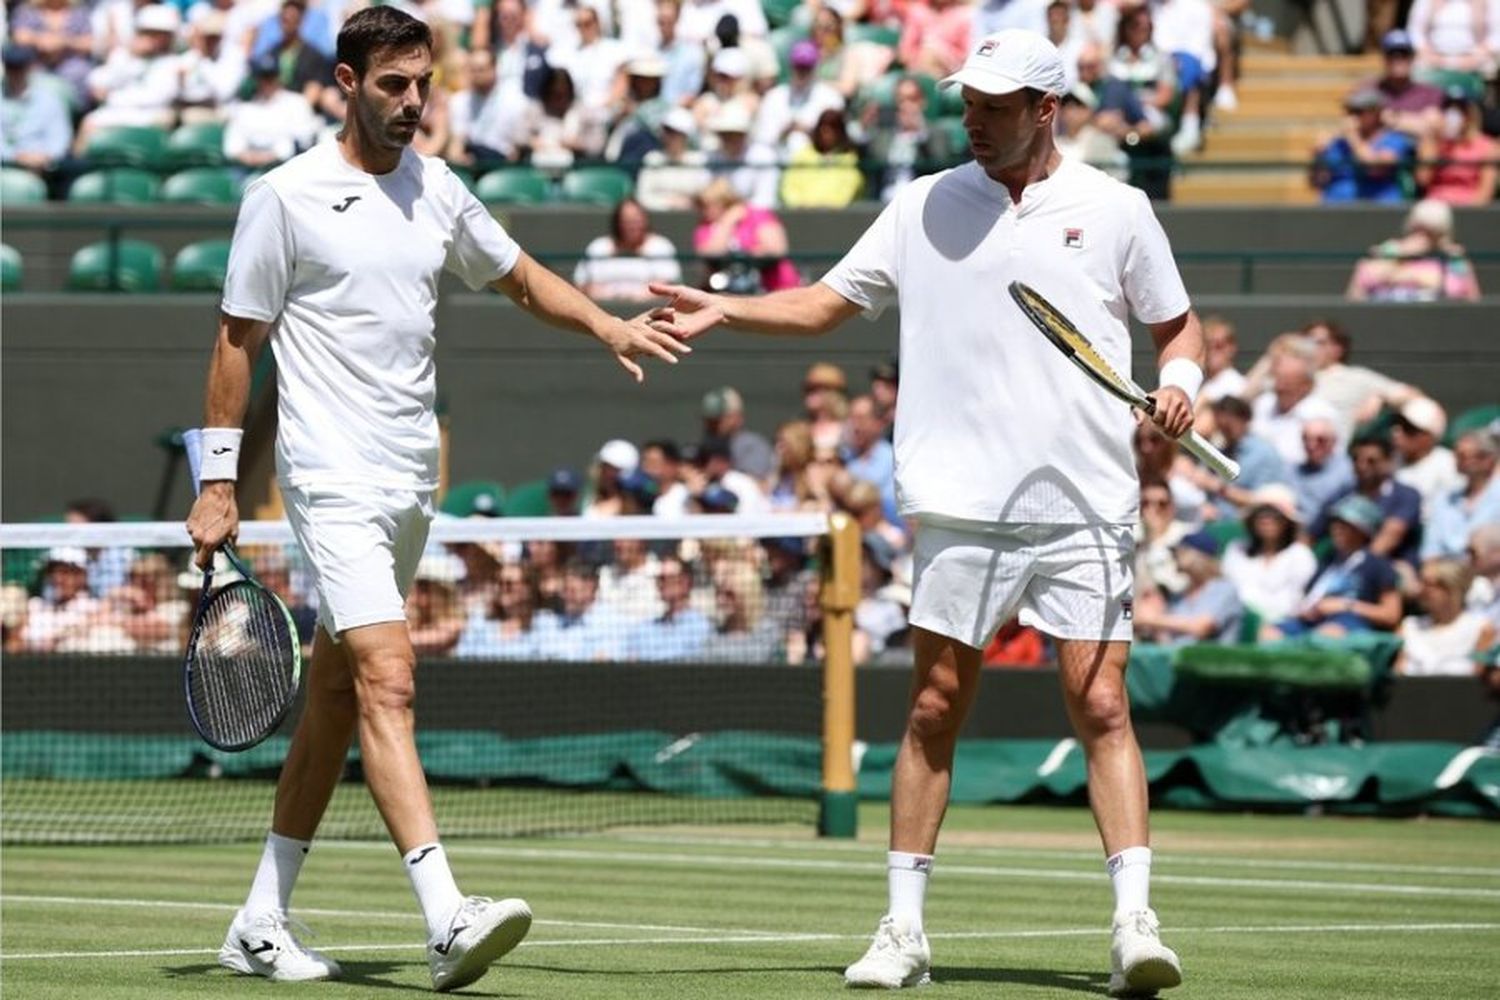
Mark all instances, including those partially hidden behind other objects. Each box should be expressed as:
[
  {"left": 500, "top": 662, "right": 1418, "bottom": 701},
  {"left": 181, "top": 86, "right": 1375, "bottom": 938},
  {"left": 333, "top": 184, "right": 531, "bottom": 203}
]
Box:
[
  {"left": 1222, "top": 540, "right": 1318, "bottom": 621},
  {"left": 1315, "top": 362, "right": 1401, "bottom": 435},
  {"left": 820, "top": 158, "right": 1190, "bottom": 525},
  {"left": 571, "top": 233, "right": 683, "bottom": 300},
  {"left": 752, "top": 80, "right": 846, "bottom": 149},
  {"left": 1395, "top": 446, "right": 1465, "bottom": 517},
  {"left": 1251, "top": 391, "right": 1342, "bottom": 467},
  {"left": 1399, "top": 611, "right": 1490, "bottom": 676},
  {"left": 223, "top": 91, "right": 320, "bottom": 164},
  {"left": 221, "top": 141, "right": 521, "bottom": 491},
  {"left": 1200, "top": 366, "right": 1247, "bottom": 403}
]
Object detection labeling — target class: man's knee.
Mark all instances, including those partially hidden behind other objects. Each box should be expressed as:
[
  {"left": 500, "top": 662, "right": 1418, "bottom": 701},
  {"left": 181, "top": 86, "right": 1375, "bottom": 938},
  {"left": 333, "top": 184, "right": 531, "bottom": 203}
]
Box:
[
  {"left": 907, "top": 681, "right": 966, "bottom": 743},
  {"left": 1070, "top": 681, "right": 1131, "bottom": 741},
  {"left": 353, "top": 649, "right": 417, "bottom": 716}
]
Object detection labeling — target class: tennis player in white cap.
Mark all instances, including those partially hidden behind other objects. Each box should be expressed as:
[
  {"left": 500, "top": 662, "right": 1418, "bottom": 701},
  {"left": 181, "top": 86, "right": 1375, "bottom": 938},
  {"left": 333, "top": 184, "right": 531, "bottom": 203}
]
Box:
[{"left": 650, "top": 28, "right": 1199, "bottom": 996}]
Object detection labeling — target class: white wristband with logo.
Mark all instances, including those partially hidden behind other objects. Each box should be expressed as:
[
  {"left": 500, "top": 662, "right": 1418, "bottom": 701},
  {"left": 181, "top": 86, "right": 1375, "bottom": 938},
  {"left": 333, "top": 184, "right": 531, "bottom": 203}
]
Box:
[
  {"left": 198, "top": 427, "right": 243, "bottom": 483},
  {"left": 1158, "top": 358, "right": 1204, "bottom": 402}
]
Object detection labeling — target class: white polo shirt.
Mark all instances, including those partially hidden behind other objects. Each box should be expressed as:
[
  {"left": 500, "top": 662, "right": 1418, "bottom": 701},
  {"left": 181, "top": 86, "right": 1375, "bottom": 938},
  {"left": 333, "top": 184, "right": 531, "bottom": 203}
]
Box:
[
  {"left": 222, "top": 141, "right": 521, "bottom": 492},
  {"left": 821, "top": 157, "right": 1190, "bottom": 525}
]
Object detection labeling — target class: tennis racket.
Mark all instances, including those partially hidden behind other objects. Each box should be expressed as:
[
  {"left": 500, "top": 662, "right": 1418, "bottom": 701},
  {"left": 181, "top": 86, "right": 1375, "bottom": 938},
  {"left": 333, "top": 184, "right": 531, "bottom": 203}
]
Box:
[
  {"left": 183, "top": 543, "right": 302, "bottom": 751},
  {"left": 1008, "top": 280, "right": 1241, "bottom": 481}
]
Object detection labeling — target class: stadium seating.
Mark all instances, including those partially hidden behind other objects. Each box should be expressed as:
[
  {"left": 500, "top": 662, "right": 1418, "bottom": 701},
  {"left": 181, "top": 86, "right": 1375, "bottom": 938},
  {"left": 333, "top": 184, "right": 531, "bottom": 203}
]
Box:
[
  {"left": 169, "top": 239, "right": 232, "bottom": 291},
  {"left": 66, "top": 239, "right": 165, "bottom": 292},
  {"left": 82, "top": 125, "right": 168, "bottom": 169},
  {"left": 164, "top": 121, "right": 227, "bottom": 168},
  {"left": 160, "top": 167, "right": 240, "bottom": 205},
  {"left": 761, "top": 0, "right": 800, "bottom": 29},
  {"left": 1447, "top": 404, "right": 1500, "bottom": 444},
  {"left": 67, "top": 168, "right": 163, "bottom": 204},
  {"left": 1, "top": 167, "right": 48, "bottom": 204},
  {"left": 559, "top": 166, "right": 634, "bottom": 206},
  {"left": 501, "top": 479, "right": 552, "bottom": 517},
  {"left": 475, "top": 167, "right": 552, "bottom": 205},
  {"left": 449, "top": 165, "right": 477, "bottom": 191},
  {"left": 1, "top": 243, "right": 22, "bottom": 291}
]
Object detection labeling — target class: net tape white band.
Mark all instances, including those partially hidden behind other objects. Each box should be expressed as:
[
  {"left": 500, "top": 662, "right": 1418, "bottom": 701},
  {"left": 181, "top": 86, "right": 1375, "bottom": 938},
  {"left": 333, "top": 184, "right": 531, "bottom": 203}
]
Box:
[{"left": 0, "top": 513, "right": 833, "bottom": 550}]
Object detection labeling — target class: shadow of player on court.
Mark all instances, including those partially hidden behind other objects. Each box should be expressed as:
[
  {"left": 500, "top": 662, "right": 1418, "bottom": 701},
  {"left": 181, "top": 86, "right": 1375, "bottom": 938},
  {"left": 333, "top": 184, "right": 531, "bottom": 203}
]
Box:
[
  {"left": 167, "top": 957, "right": 518, "bottom": 995},
  {"left": 937, "top": 964, "right": 1111, "bottom": 994}
]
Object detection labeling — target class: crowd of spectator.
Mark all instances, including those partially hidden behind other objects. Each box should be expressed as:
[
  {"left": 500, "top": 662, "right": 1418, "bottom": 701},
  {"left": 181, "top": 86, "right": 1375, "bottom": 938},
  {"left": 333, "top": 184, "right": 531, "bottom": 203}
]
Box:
[{"left": 4, "top": 0, "right": 1267, "bottom": 207}]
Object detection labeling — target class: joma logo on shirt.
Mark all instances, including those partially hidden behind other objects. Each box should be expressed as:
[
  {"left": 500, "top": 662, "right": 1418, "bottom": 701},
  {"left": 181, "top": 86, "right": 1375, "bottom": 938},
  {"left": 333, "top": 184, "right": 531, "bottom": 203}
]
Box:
[
  {"left": 1064, "top": 228, "right": 1084, "bottom": 248},
  {"left": 332, "top": 196, "right": 362, "bottom": 213}
]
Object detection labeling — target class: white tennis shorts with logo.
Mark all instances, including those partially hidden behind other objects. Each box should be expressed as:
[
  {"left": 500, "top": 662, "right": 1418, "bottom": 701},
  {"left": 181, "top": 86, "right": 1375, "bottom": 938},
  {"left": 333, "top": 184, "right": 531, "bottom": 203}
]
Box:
[
  {"left": 908, "top": 516, "right": 1136, "bottom": 649},
  {"left": 283, "top": 484, "right": 434, "bottom": 638}
]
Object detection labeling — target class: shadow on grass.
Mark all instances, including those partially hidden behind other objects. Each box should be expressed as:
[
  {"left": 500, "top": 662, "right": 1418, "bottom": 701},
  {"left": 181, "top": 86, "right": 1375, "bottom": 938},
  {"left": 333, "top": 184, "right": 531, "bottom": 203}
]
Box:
[
  {"left": 936, "top": 965, "right": 1110, "bottom": 994},
  {"left": 505, "top": 961, "right": 839, "bottom": 978},
  {"left": 162, "top": 959, "right": 519, "bottom": 996}
]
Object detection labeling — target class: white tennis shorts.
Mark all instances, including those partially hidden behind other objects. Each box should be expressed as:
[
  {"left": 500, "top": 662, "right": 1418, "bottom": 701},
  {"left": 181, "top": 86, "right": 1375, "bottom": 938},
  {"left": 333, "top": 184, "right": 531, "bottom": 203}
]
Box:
[
  {"left": 908, "top": 516, "right": 1136, "bottom": 648},
  {"left": 283, "top": 485, "right": 434, "bottom": 637}
]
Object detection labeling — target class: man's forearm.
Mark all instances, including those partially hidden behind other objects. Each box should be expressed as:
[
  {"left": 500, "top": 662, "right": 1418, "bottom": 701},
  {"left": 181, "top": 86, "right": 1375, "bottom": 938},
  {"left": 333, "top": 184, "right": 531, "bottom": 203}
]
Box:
[
  {"left": 715, "top": 284, "right": 850, "bottom": 337},
  {"left": 501, "top": 256, "right": 618, "bottom": 339},
  {"left": 202, "top": 319, "right": 260, "bottom": 428}
]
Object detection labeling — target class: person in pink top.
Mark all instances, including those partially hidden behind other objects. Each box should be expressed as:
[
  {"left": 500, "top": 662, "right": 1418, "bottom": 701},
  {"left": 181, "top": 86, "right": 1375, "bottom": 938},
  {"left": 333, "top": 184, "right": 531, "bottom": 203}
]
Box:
[
  {"left": 899, "top": 0, "right": 975, "bottom": 78},
  {"left": 1416, "top": 88, "right": 1497, "bottom": 205},
  {"left": 692, "top": 177, "right": 801, "bottom": 292}
]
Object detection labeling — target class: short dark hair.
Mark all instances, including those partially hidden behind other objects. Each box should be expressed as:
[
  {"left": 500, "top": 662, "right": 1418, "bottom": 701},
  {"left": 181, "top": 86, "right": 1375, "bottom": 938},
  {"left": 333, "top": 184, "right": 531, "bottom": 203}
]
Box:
[
  {"left": 1211, "top": 395, "right": 1253, "bottom": 421},
  {"left": 1350, "top": 433, "right": 1393, "bottom": 457},
  {"left": 642, "top": 439, "right": 682, "bottom": 463},
  {"left": 66, "top": 497, "right": 117, "bottom": 522},
  {"left": 1304, "top": 318, "right": 1352, "bottom": 360},
  {"left": 336, "top": 6, "right": 432, "bottom": 78}
]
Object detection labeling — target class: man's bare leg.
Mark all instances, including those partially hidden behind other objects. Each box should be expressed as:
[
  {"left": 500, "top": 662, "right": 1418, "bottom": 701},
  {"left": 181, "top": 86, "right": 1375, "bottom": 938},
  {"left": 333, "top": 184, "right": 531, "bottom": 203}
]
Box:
[{"left": 272, "top": 626, "right": 359, "bottom": 839}]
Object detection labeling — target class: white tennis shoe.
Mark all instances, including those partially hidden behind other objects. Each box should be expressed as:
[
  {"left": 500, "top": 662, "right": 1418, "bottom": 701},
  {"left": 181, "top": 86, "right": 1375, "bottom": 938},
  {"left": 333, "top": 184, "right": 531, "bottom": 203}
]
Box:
[
  {"left": 218, "top": 909, "right": 342, "bottom": 982},
  {"left": 844, "top": 915, "right": 931, "bottom": 989},
  {"left": 427, "top": 895, "right": 533, "bottom": 993},
  {"left": 1108, "top": 908, "right": 1182, "bottom": 997}
]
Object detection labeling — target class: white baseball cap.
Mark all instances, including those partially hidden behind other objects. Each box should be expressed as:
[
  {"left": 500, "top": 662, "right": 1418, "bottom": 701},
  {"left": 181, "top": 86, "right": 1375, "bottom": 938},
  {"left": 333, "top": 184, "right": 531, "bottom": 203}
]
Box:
[
  {"left": 597, "top": 439, "right": 640, "bottom": 473},
  {"left": 939, "top": 29, "right": 1067, "bottom": 97},
  {"left": 1398, "top": 396, "right": 1447, "bottom": 438},
  {"left": 662, "top": 106, "right": 697, "bottom": 137},
  {"left": 707, "top": 103, "right": 752, "bottom": 134},
  {"left": 135, "top": 3, "right": 181, "bottom": 34},
  {"left": 711, "top": 47, "right": 750, "bottom": 79}
]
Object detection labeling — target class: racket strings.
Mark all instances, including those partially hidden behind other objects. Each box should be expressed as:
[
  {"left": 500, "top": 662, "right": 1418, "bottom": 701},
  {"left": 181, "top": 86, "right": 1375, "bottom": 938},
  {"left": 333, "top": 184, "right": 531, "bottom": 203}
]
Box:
[{"left": 188, "top": 584, "right": 297, "bottom": 748}]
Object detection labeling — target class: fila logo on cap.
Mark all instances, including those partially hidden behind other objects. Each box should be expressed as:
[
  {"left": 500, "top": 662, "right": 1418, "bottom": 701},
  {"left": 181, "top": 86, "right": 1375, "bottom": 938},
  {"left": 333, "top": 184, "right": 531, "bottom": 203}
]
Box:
[
  {"left": 977, "top": 39, "right": 998, "bottom": 57},
  {"left": 1064, "top": 228, "right": 1084, "bottom": 248}
]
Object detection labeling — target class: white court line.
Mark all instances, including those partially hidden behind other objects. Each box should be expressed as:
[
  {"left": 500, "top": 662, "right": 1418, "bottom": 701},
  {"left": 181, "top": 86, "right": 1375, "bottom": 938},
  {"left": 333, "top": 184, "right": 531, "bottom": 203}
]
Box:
[
  {"left": 605, "top": 832, "right": 1500, "bottom": 880},
  {"left": 5, "top": 922, "right": 1499, "bottom": 962},
  {"left": 318, "top": 842, "right": 1500, "bottom": 900}
]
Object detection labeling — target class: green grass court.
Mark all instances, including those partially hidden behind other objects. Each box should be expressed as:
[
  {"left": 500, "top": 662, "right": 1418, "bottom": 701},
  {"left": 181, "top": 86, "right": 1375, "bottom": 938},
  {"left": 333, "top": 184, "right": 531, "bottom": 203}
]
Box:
[{"left": 3, "top": 803, "right": 1498, "bottom": 998}]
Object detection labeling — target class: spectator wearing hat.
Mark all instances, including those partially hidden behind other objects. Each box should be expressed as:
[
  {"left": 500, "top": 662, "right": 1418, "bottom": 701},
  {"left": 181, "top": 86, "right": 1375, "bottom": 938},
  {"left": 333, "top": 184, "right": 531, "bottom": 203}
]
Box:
[
  {"left": 763, "top": 533, "right": 815, "bottom": 641},
  {"left": 802, "top": 362, "right": 850, "bottom": 451},
  {"left": 546, "top": 468, "right": 583, "bottom": 516},
  {"left": 584, "top": 439, "right": 641, "bottom": 518},
  {"left": 224, "top": 51, "right": 319, "bottom": 168},
  {"left": 676, "top": 0, "right": 769, "bottom": 45},
  {"left": 1363, "top": 29, "right": 1445, "bottom": 136},
  {"left": 625, "top": 554, "right": 712, "bottom": 659},
  {"left": 693, "top": 177, "right": 800, "bottom": 292},
  {"left": 780, "top": 107, "right": 865, "bottom": 208},
  {"left": 637, "top": 106, "right": 712, "bottom": 210},
  {"left": 603, "top": 54, "right": 672, "bottom": 162},
  {"left": 1416, "top": 86, "right": 1496, "bottom": 205},
  {"left": 1190, "top": 395, "right": 1290, "bottom": 519},
  {"left": 2, "top": 43, "right": 72, "bottom": 178},
  {"left": 75, "top": 4, "right": 182, "bottom": 148},
  {"left": 1311, "top": 86, "right": 1416, "bottom": 203},
  {"left": 703, "top": 102, "right": 780, "bottom": 208},
  {"left": 1398, "top": 557, "right": 1496, "bottom": 676},
  {"left": 703, "top": 386, "right": 775, "bottom": 479},
  {"left": 533, "top": 560, "right": 628, "bottom": 660},
  {"left": 17, "top": 548, "right": 102, "bottom": 652},
  {"left": 1346, "top": 198, "right": 1482, "bottom": 302},
  {"left": 574, "top": 198, "right": 683, "bottom": 302},
  {"left": 446, "top": 48, "right": 524, "bottom": 166},
  {"left": 1313, "top": 435, "right": 1424, "bottom": 568},
  {"left": 175, "top": 11, "right": 247, "bottom": 114},
  {"left": 1133, "top": 530, "right": 1244, "bottom": 646},
  {"left": 454, "top": 560, "right": 541, "bottom": 660},
  {"left": 711, "top": 12, "right": 781, "bottom": 92},
  {"left": 8, "top": 0, "right": 93, "bottom": 107},
  {"left": 695, "top": 435, "right": 771, "bottom": 513},
  {"left": 754, "top": 39, "right": 845, "bottom": 153},
  {"left": 1269, "top": 494, "right": 1402, "bottom": 638},
  {"left": 1222, "top": 485, "right": 1318, "bottom": 623},
  {"left": 1406, "top": 0, "right": 1498, "bottom": 78},
  {"left": 1291, "top": 416, "right": 1355, "bottom": 525},
  {"left": 1393, "top": 397, "right": 1465, "bottom": 515},
  {"left": 1053, "top": 84, "right": 1129, "bottom": 180},
  {"left": 1423, "top": 429, "right": 1500, "bottom": 560},
  {"left": 693, "top": 46, "right": 759, "bottom": 148},
  {"left": 101, "top": 551, "right": 194, "bottom": 653},
  {"left": 404, "top": 551, "right": 467, "bottom": 656},
  {"left": 900, "top": 0, "right": 975, "bottom": 79}
]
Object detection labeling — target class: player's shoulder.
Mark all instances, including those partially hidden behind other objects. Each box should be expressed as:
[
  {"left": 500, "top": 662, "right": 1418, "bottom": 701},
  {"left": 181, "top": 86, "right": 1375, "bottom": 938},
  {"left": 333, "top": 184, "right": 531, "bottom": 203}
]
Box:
[{"left": 242, "top": 140, "right": 337, "bottom": 202}]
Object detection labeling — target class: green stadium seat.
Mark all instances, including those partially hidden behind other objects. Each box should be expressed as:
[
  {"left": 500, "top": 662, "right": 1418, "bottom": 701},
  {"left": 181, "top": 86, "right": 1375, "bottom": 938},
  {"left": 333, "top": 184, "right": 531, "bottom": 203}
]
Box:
[
  {"left": 502, "top": 479, "right": 552, "bottom": 517},
  {"left": 1446, "top": 404, "right": 1500, "bottom": 446},
  {"left": 849, "top": 23, "right": 900, "bottom": 48},
  {"left": 67, "top": 168, "right": 162, "bottom": 204},
  {"left": 558, "top": 166, "right": 633, "bottom": 206},
  {"left": 859, "top": 73, "right": 940, "bottom": 117},
  {"left": 762, "top": 0, "right": 801, "bottom": 29},
  {"left": 164, "top": 121, "right": 227, "bottom": 168},
  {"left": 161, "top": 167, "right": 240, "bottom": 205},
  {"left": 170, "top": 239, "right": 232, "bottom": 291},
  {"left": 767, "top": 27, "right": 806, "bottom": 83},
  {"left": 1, "top": 243, "right": 22, "bottom": 291},
  {"left": 441, "top": 480, "right": 506, "bottom": 517},
  {"left": 2, "top": 167, "right": 48, "bottom": 203},
  {"left": 449, "top": 165, "right": 477, "bottom": 192},
  {"left": 82, "top": 125, "right": 168, "bottom": 169},
  {"left": 67, "top": 239, "right": 166, "bottom": 292},
  {"left": 475, "top": 167, "right": 552, "bottom": 204}
]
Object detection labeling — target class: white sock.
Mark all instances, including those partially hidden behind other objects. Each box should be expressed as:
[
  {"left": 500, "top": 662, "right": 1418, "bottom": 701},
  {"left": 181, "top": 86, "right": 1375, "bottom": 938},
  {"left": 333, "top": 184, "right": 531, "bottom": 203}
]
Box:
[
  {"left": 887, "top": 851, "right": 933, "bottom": 935},
  {"left": 243, "top": 832, "right": 310, "bottom": 920},
  {"left": 404, "top": 842, "right": 464, "bottom": 940},
  {"left": 1107, "top": 846, "right": 1152, "bottom": 917}
]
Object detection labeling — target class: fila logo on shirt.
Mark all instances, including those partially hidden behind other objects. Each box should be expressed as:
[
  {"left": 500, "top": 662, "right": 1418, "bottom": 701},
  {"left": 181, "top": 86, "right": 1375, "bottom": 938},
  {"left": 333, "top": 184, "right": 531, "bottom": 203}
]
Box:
[
  {"left": 1120, "top": 598, "right": 1134, "bottom": 621},
  {"left": 1063, "top": 228, "right": 1084, "bottom": 249}
]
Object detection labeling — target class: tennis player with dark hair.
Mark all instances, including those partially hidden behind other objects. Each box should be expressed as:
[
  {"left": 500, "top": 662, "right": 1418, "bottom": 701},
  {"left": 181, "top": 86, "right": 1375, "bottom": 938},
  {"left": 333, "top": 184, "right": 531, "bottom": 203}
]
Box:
[
  {"left": 651, "top": 29, "right": 1201, "bottom": 998},
  {"left": 186, "top": 6, "right": 689, "bottom": 991}
]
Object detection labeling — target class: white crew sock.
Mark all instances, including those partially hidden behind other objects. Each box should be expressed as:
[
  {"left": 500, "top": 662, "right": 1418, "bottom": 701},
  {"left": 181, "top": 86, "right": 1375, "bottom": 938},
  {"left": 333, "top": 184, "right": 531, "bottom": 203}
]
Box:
[
  {"left": 404, "top": 842, "right": 464, "bottom": 940},
  {"left": 887, "top": 851, "right": 933, "bottom": 935},
  {"left": 1107, "top": 846, "right": 1152, "bottom": 917},
  {"left": 243, "top": 832, "right": 310, "bottom": 919}
]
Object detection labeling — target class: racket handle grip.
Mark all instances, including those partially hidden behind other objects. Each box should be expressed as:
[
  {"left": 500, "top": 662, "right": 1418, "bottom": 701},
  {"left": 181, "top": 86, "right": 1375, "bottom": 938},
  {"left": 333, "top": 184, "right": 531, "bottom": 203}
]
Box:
[{"left": 1180, "top": 429, "right": 1241, "bottom": 481}]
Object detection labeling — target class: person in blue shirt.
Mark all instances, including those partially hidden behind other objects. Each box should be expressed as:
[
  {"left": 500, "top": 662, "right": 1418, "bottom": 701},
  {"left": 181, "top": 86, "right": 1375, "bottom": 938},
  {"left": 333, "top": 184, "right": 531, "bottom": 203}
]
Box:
[
  {"left": 842, "top": 395, "right": 900, "bottom": 526},
  {"left": 532, "top": 561, "right": 629, "bottom": 661},
  {"left": 1291, "top": 417, "right": 1356, "bottom": 525},
  {"left": 1310, "top": 88, "right": 1415, "bottom": 203},
  {"left": 625, "top": 555, "right": 713, "bottom": 660},
  {"left": 1132, "top": 531, "right": 1244, "bottom": 646},
  {"left": 1311, "top": 435, "right": 1424, "bottom": 567},
  {"left": 1422, "top": 429, "right": 1500, "bottom": 560},
  {"left": 1, "top": 44, "right": 72, "bottom": 177},
  {"left": 1270, "top": 494, "right": 1403, "bottom": 637},
  {"left": 1194, "top": 396, "right": 1291, "bottom": 519}
]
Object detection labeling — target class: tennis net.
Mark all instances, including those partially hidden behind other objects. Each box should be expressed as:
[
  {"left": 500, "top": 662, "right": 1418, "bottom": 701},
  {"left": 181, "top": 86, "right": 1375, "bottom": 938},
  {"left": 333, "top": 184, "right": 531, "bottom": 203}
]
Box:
[{"left": 0, "top": 513, "right": 859, "bottom": 844}]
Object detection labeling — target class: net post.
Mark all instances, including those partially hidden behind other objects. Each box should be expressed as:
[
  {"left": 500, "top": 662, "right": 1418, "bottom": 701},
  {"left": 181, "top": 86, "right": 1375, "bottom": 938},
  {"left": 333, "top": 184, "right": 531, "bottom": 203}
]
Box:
[{"left": 819, "top": 511, "right": 860, "bottom": 838}]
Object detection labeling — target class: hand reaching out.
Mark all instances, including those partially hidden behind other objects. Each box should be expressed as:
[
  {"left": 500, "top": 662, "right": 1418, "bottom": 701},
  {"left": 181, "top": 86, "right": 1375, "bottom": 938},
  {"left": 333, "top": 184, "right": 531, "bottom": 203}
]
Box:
[
  {"left": 648, "top": 283, "right": 726, "bottom": 342},
  {"left": 600, "top": 307, "right": 694, "bottom": 382}
]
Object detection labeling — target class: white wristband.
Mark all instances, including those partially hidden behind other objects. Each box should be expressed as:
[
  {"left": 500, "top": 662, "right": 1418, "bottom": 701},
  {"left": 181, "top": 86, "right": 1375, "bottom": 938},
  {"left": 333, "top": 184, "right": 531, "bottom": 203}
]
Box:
[
  {"left": 198, "top": 428, "right": 243, "bottom": 483},
  {"left": 1158, "top": 358, "right": 1204, "bottom": 401}
]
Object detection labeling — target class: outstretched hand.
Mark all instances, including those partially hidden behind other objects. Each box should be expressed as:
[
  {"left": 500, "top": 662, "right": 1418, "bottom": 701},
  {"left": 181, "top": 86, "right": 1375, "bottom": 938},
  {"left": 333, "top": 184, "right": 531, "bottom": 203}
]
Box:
[
  {"left": 601, "top": 307, "right": 693, "bottom": 382},
  {"left": 648, "top": 283, "right": 726, "bottom": 342}
]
